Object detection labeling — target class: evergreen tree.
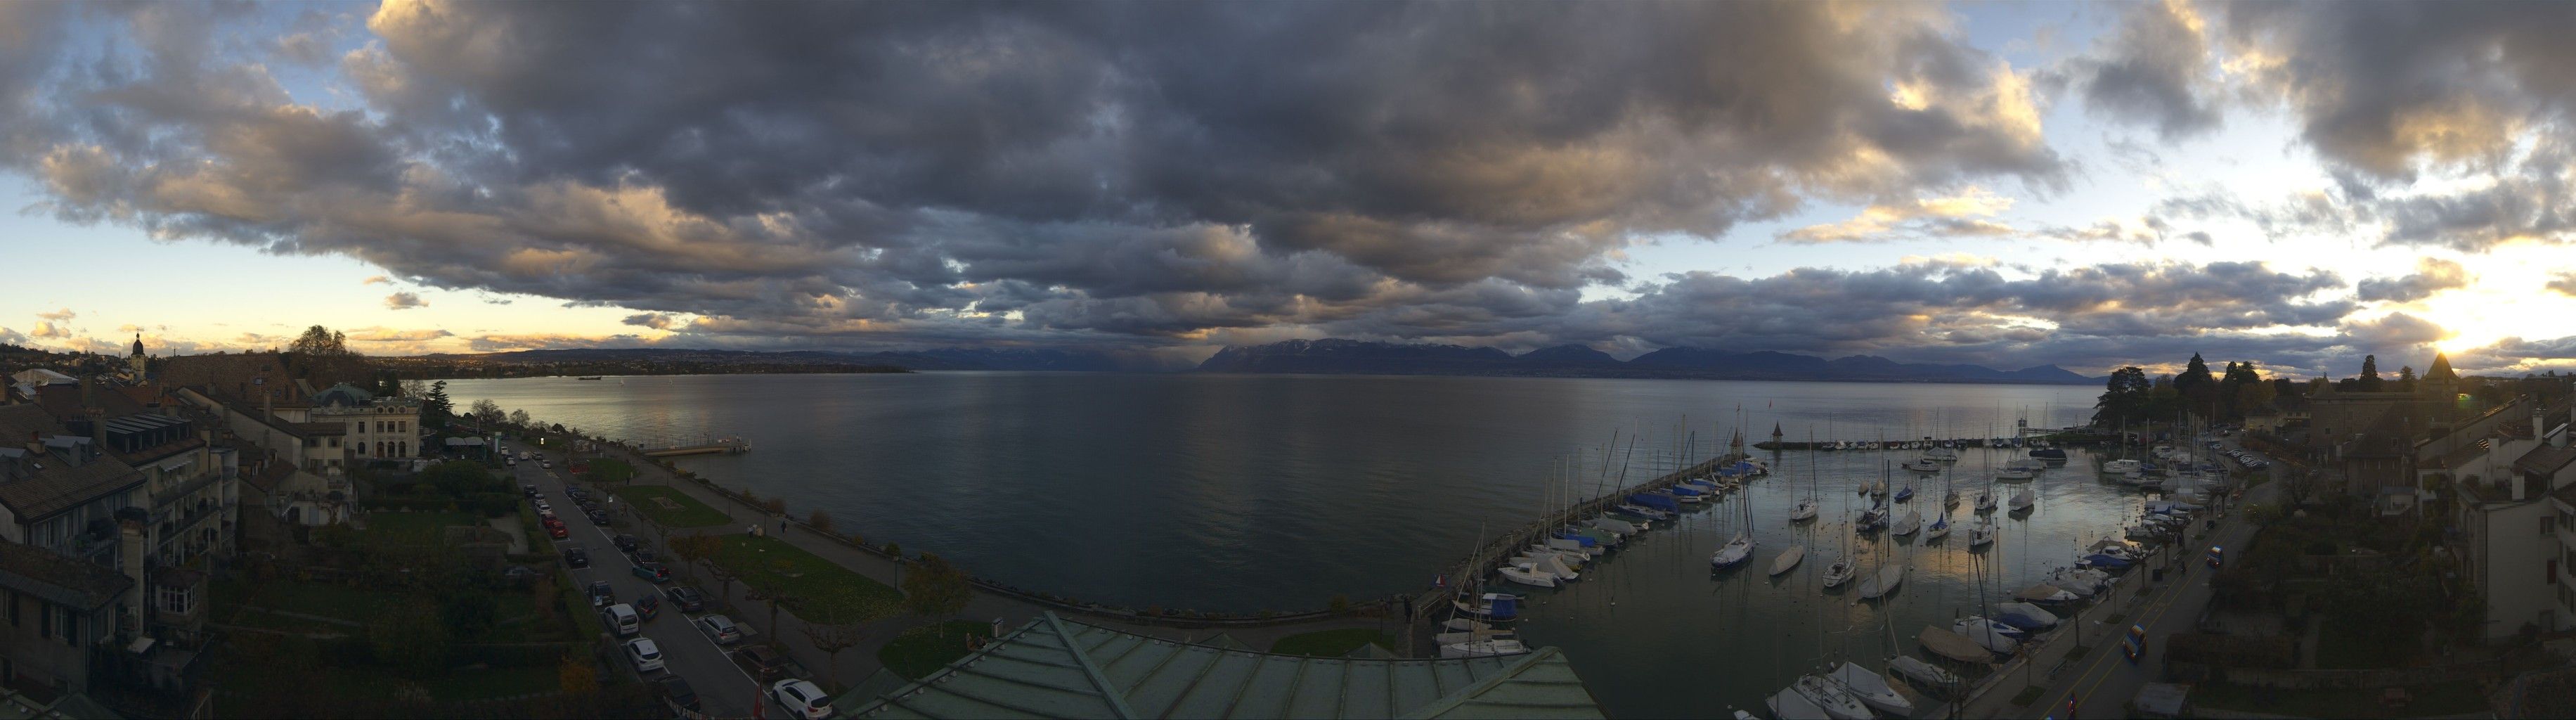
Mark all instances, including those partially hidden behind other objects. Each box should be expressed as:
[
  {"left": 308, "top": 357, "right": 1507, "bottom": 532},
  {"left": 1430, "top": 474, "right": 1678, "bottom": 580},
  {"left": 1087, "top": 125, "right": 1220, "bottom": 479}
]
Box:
[
  {"left": 2397, "top": 365, "right": 2417, "bottom": 393},
  {"left": 2092, "top": 366, "right": 2152, "bottom": 427},
  {"left": 2177, "top": 353, "right": 2218, "bottom": 420},
  {"left": 422, "top": 380, "right": 455, "bottom": 427},
  {"left": 2358, "top": 354, "right": 2383, "bottom": 392}
]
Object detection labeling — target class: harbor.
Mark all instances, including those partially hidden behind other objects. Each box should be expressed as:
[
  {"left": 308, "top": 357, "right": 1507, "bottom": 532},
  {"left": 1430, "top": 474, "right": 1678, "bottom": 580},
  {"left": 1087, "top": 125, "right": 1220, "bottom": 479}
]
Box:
[{"left": 638, "top": 436, "right": 752, "bottom": 457}]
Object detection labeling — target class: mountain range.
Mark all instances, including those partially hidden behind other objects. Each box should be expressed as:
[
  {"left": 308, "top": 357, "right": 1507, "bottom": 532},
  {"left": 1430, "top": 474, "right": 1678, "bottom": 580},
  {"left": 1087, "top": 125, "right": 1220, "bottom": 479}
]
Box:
[
  {"left": 403, "top": 347, "right": 1136, "bottom": 371},
  {"left": 1193, "top": 339, "right": 2098, "bottom": 385}
]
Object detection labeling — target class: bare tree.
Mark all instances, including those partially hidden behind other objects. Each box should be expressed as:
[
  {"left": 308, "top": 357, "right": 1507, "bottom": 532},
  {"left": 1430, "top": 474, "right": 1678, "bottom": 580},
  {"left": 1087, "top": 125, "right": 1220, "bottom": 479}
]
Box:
[{"left": 801, "top": 622, "right": 867, "bottom": 688}]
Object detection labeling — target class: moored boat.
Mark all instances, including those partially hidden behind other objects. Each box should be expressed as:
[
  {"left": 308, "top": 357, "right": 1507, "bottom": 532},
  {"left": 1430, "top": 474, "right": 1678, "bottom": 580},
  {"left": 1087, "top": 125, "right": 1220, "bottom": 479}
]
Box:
[
  {"left": 1827, "top": 662, "right": 1914, "bottom": 717},
  {"left": 1769, "top": 544, "right": 1806, "bottom": 576},
  {"left": 1918, "top": 626, "right": 1991, "bottom": 663}
]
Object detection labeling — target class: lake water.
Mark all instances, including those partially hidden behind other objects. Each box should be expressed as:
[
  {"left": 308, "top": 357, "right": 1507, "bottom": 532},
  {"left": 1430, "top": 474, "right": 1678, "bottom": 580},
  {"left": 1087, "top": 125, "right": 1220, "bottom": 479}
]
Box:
[{"left": 448, "top": 372, "right": 2152, "bottom": 714}]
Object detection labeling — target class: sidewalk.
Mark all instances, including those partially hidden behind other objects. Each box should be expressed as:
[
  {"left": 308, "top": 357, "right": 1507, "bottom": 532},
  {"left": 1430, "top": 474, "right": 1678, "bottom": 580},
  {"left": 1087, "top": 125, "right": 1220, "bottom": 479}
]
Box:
[
  {"left": 576, "top": 440, "right": 1387, "bottom": 695},
  {"left": 1948, "top": 470, "right": 2277, "bottom": 719}
]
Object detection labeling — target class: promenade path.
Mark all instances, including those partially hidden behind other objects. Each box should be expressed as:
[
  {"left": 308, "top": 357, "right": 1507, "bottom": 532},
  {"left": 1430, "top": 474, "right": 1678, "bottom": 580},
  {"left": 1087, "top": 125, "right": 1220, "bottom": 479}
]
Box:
[
  {"left": 565, "top": 436, "right": 1388, "bottom": 695},
  {"left": 1943, "top": 437, "right": 2280, "bottom": 719}
]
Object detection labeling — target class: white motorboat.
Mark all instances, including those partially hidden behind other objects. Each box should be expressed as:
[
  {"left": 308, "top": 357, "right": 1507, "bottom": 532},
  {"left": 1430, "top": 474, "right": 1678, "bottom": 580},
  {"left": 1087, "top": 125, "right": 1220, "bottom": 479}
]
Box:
[
  {"left": 1709, "top": 532, "right": 1754, "bottom": 569},
  {"left": 1497, "top": 562, "right": 1556, "bottom": 588},
  {"left": 1441, "top": 638, "right": 1531, "bottom": 658},
  {"left": 1889, "top": 655, "right": 1961, "bottom": 692},
  {"left": 1891, "top": 510, "right": 1922, "bottom": 536},
  {"left": 1827, "top": 662, "right": 1915, "bottom": 717},
  {"left": 1769, "top": 544, "right": 1806, "bottom": 576},
  {"left": 1591, "top": 517, "right": 1638, "bottom": 534},
  {"left": 1513, "top": 553, "right": 1580, "bottom": 581},
  {"left": 1442, "top": 617, "right": 1494, "bottom": 631},
  {"left": 1789, "top": 674, "right": 1872, "bottom": 720},
  {"left": 1857, "top": 563, "right": 1906, "bottom": 600},
  {"left": 2004, "top": 458, "right": 2047, "bottom": 472},
  {"left": 2102, "top": 458, "right": 2142, "bottom": 475},
  {"left": 1973, "top": 491, "right": 1997, "bottom": 512},
  {"left": 1904, "top": 458, "right": 1942, "bottom": 472},
  {"left": 1789, "top": 499, "right": 1819, "bottom": 522},
  {"left": 1995, "top": 468, "right": 2034, "bottom": 482},
  {"left": 2009, "top": 487, "right": 2035, "bottom": 511},
  {"left": 1821, "top": 558, "right": 1856, "bottom": 588},
  {"left": 1922, "top": 515, "right": 1950, "bottom": 541}
]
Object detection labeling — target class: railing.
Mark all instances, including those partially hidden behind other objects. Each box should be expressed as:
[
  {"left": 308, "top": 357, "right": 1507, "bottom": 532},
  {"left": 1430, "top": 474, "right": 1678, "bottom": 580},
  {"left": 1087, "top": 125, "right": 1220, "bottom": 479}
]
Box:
[{"left": 150, "top": 470, "right": 224, "bottom": 511}]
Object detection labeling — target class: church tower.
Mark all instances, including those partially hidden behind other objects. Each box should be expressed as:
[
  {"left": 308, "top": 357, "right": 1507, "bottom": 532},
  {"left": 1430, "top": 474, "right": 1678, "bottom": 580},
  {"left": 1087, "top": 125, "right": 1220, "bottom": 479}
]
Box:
[
  {"left": 128, "top": 333, "right": 148, "bottom": 376},
  {"left": 2420, "top": 352, "right": 2460, "bottom": 420}
]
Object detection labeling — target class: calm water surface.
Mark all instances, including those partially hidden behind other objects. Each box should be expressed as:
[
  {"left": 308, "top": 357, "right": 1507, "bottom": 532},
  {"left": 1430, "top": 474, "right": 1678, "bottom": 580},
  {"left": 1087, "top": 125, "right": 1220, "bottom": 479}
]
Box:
[{"left": 450, "top": 373, "right": 2155, "bottom": 716}]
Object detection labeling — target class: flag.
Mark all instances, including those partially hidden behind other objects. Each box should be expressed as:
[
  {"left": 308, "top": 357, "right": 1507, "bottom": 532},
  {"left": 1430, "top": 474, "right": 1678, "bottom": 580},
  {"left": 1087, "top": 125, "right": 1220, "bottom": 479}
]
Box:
[{"left": 1432, "top": 574, "right": 1447, "bottom": 589}]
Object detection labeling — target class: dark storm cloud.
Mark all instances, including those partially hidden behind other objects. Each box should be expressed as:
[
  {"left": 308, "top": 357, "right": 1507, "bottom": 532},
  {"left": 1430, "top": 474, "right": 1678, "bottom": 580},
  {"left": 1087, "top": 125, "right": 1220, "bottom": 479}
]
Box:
[
  {"left": 2076, "top": 1, "right": 2221, "bottom": 141},
  {"left": 2354, "top": 258, "right": 2470, "bottom": 303},
  {"left": 3, "top": 1, "right": 2072, "bottom": 351}
]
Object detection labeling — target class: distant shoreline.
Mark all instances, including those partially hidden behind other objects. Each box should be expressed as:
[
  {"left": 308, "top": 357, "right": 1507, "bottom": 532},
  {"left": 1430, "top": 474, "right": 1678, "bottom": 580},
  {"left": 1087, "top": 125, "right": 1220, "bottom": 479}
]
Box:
[{"left": 434, "top": 368, "right": 2099, "bottom": 387}]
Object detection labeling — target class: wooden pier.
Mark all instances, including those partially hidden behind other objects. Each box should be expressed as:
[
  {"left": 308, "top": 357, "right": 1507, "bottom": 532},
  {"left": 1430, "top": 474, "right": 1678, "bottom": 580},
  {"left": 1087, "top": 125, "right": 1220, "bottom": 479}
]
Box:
[{"left": 640, "top": 437, "right": 751, "bottom": 458}]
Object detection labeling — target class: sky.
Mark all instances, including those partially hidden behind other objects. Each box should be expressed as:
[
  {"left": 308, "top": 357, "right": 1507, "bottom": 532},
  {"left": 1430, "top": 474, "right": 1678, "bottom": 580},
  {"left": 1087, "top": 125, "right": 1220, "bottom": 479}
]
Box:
[{"left": 4, "top": 1, "right": 2575, "bottom": 378}]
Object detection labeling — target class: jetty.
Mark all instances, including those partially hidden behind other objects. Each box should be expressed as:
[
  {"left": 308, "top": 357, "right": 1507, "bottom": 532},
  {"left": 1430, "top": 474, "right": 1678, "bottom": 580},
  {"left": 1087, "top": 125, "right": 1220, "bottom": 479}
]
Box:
[
  {"left": 1408, "top": 450, "right": 1750, "bottom": 652},
  {"left": 641, "top": 437, "right": 751, "bottom": 458}
]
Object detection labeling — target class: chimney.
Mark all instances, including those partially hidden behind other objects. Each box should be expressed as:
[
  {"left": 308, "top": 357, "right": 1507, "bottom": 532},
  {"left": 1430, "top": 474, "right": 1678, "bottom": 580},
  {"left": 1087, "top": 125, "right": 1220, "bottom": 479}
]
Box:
[
  {"left": 119, "top": 519, "right": 147, "bottom": 638},
  {"left": 2535, "top": 401, "right": 2546, "bottom": 442}
]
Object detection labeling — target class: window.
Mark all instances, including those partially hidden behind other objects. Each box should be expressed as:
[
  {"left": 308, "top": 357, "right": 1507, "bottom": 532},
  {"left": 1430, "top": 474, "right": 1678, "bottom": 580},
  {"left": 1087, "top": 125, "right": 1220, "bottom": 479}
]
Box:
[
  {"left": 157, "top": 585, "right": 191, "bottom": 615},
  {"left": 2553, "top": 558, "right": 2562, "bottom": 585},
  {"left": 37, "top": 604, "right": 51, "bottom": 640},
  {"left": 2549, "top": 515, "right": 2558, "bottom": 537},
  {"left": 5, "top": 589, "right": 16, "bottom": 626}
]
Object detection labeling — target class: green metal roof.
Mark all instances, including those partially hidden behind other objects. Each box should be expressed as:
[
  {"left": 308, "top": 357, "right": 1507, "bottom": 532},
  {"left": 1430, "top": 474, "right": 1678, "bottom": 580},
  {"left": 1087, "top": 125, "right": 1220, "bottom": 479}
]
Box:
[{"left": 845, "top": 612, "right": 1605, "bottom": 719}]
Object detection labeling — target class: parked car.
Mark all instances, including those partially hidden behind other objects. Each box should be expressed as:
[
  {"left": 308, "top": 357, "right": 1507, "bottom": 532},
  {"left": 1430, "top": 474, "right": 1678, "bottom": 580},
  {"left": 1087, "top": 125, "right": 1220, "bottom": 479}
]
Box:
[
  {"left": 564, "top": 548, "right": 590, "bottom": 568},
  {"left": 697, "top": 615, "right": 742, "bottom": 644},
  {"left": 740, "top": 645, "right": 787, "bottom": 679},
  {"left": 664, "top": 586, "right": 706, "bottom": 612},
  {"left": 501, "top": 565, "right": 541, "bottom": 584},
  {"left": 548, "top": 524, "right": 570, "bottom": 540},
  {"left": 602, "top": 603, "right": 641, "bottom": 638},
  {"left": 635, "top": 593, "right": 660, "bottom": 621},
  {"left": 632, "top": 548, "right": 656, "bottom": 564},
  {"left": 612, "top": 534, "right": 640, "bottom": 552},
  {"left": 579, "top": 501, "right": 601, "bottom": 515},
  {"left": 589, "top": 510, "right": 611, "bottom": 526},
  {"left": 632, "top": 562, "right": 671, "bottom": 583},
  {"left": 625, "top": 638, "right": 664, "bottom": 673},
  {"left": 769, "top": 679, "right": 832, "bottom": 719},
  {"left": 587, "top": 581, "right": 615, "bottom": 607},
  {"left": 653, "top": 676, "right": 700, "bottom": 714},
  {"left": 534, "top": 499, "right": 551, "bottom": 512},
  {"left": 522, "top": 484, "right": 540, "bottom": 498}
]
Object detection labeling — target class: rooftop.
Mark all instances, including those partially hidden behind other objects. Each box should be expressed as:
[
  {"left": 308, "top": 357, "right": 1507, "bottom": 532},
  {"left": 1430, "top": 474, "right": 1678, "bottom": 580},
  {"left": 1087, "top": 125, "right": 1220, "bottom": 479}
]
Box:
[
  {"left": 847, "top": 612, "right": 1605, "bottom": 719},
  {"left": 2516, "top": 443, "right": 2576, "bottom": 477},
  {"left": 0, "top": 539, "right": 134, "bottom": 612},
  {"left": 0, "top": 406, "right": 148, "bottom": 520}
]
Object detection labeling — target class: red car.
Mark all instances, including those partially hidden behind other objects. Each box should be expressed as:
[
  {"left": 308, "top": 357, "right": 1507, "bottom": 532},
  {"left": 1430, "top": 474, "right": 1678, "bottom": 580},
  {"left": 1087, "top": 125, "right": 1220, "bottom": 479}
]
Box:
[{"left": 548, "top": 524, "right": 570, "bottom": 539}]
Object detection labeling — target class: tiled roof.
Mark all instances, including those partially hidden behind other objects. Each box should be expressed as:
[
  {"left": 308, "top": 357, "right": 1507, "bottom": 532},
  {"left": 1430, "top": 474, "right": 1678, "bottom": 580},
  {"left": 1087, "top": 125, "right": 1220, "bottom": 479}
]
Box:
[
  {"left": 0, "top": 539, "right": 133, "bottom": 611},
  {"left": 2514, "top": 444, "right": 2576, "bottom": 477},
  {"left": 847, "top": 612, "right": 1605, "bottom": 719},
  {"left": 0, "top": 406, "right": 148, "bottom": 520}
]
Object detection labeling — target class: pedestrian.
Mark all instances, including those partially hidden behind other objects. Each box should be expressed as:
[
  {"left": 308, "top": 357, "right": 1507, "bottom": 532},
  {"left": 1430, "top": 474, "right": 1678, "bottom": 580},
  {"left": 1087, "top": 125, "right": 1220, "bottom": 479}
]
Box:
[{"left": 781, "top": 518, "right": 789, "bottom": 534}]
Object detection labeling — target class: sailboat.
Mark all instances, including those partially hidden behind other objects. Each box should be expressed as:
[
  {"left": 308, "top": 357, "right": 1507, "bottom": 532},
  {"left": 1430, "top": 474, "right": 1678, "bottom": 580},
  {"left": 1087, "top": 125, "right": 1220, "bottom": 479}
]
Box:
[
  {"left": 1856, "top": 562, "right": 1906, "bottom": 600},
  {"left": 1442, "top": 636, "right": 1532, "bottom": 658},
  {"left": 1786, "top": 674, "right": 1872, "bottom": 720},
  {"left": 1766, "top": 685, "right": 1830, "bottom": 720},
  {"left": 1923, "top": 514, "right": 1950, "bottom": 541},
  {"left": 1889, "top": 655, "right": 1962, "bottom": 694},
  {"left": 1769, "top": 544, "right": 1806, "bottom": 575},
  {"left": 1893, "top": 482, "right": 1915, "bottom": 503},
  {"left": 1827, "top": 662, "right": 1915, "bottom": 717},
  {"left": 1790, "top": 498, "right": 1819, "bottom": 522},
  {"left": 2009, "top": 486, "right": 2036, "bottom": 511},
  {"left": 1710, "top": 532, "right": 1754, "bottom": 569},
  {"left": 1967, "top": 518, "right": 1995, "bottom": 547},
  {"left": 1995, "top": 466, "right": 2034, "bottom": 481},
  {"left": 1498, "top": 561, "right": 1557, "bottom": 588},
  {"left": 1973, "top": 489, "right": 1997, "bottom": 513},
  {"left": 1891, "top": 509, "right": 1922, "bottom": 536}
]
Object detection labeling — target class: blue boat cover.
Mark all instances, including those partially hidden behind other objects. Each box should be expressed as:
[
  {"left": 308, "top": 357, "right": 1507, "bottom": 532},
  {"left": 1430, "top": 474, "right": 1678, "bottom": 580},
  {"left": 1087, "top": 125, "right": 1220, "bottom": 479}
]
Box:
[
  {"left": 2080, "top": 553, "right": 2132, "bottom": 567},
  {"left": 1551, "top": 530, "right": 1597, "bottom": 547},
  {"left": 1629, "top": 493, "right": 1681, "bottom": 510}
]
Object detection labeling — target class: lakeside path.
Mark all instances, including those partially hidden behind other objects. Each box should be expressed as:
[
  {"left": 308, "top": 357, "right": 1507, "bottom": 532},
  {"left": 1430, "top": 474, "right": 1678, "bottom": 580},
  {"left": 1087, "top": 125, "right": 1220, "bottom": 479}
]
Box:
[
  {"left": 1943, "top": 438, "right": 2280, "bottom": 719},
  {"left": 569, "top": 436, "right": 1391, "bottom": 694}
]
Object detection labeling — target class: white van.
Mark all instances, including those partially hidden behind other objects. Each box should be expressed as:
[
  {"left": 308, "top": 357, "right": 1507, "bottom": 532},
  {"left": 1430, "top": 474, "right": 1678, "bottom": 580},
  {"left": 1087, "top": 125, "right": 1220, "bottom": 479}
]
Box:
[{"left": 602, "top": 603, "right": 641, "bottom": 638}]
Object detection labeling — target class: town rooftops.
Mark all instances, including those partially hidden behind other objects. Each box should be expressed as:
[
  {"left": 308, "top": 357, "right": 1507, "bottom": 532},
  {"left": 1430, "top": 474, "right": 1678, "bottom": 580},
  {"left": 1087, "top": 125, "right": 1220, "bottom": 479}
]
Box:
[
  {"left": 2514, "top": 443, "right": 2576, "bottom": 477},
  {"left": 846, "top": 612, "right": 1605, "bottom": 719},
  {"left": 0, "top": 539, "right": 134, "bottom": 611}
]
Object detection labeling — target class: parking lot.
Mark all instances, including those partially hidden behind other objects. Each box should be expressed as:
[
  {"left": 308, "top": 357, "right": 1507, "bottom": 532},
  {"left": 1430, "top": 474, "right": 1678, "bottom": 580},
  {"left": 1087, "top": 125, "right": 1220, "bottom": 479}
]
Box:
[{"left": 512, "top": 449, "right": 791, "bottom": 718}]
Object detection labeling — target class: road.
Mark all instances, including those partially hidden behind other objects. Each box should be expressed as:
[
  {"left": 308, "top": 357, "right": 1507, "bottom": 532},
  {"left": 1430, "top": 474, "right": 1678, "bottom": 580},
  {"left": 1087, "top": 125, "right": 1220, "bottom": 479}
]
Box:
[
  {"left": 509, "top": 451, "right": 769, "bottom": 718},
  {"left": 2035, "top": 434, "right": 2277, "bottom": 719}
]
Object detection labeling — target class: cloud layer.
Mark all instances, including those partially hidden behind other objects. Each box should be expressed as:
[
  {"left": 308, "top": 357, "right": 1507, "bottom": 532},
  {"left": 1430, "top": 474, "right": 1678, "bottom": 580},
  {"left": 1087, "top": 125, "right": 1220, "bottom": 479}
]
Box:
[{"left": 3, "top": 2, "right": 2575, "bottom": 376}]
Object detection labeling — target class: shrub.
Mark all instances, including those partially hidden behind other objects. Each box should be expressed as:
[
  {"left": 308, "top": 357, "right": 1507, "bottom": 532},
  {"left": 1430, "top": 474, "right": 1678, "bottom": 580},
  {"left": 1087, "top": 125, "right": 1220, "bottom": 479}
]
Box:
[{"left": 808, "top": 510, "right": 834, "bottom": 534}]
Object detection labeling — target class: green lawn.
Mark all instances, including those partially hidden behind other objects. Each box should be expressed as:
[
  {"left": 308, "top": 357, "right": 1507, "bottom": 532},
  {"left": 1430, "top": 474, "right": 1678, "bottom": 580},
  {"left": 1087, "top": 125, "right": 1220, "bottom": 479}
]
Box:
[
  {"left": 879, "top": 621, "right": 997, "bottom": 680},
  {"left": 714, "top": 534, "right": 902, "bottom": 623},
  {"left": 231, "top": 579, "right": 402, "bottom": 624},
  {"left": 617, "top": 485, "right": 732, "bottom": 528},
  {"left": 2187, "top": 680, "right": 2487, "bottom": 718},
  {"left": 364, "top": 512, "right": 486, "bottom": 546},
  {"left": 584, "top": 458, "right": 637, "bottom": 484},
  {"left": 1267, "top": 628, "right": 1396, "bottom": 657}
]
